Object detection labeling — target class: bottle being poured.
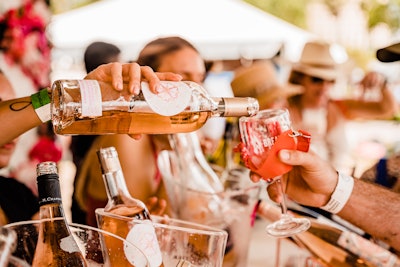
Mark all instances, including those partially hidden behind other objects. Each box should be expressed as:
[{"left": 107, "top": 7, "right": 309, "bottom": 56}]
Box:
[{"left": 51, "top": 80, "right": 259, "bottom": 135}]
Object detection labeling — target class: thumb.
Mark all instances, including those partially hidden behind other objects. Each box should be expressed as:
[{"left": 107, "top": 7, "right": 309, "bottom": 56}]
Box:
[
  {"left": 278, "top": 149, "right": 308, "bottom": 166},
  {"left": 279, "top": 149, "right": 322, "bottom": 173}
]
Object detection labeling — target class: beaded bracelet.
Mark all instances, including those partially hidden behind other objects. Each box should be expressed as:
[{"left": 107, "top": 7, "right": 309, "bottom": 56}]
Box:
[
  {"left": 321, "top": 172, "right": 354, "bottom": 214},
  {"left": 31, "top": 88, "right": 51, "bottom": 123}
]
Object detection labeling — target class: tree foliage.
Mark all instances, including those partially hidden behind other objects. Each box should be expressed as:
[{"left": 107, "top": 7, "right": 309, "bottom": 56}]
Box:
[
  {"left": 244, "top": 0, "right": 400, "bottom": 33},
  {"left": 361, "top": 0, "right": 400, "bottom": 32},
  {"left": 244, "top": 0, "right": 309, "bottom": 29}
]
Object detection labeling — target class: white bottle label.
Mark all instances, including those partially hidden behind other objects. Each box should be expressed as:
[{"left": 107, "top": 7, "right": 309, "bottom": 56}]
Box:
[
  {"left": 79, "top": 80, "right": 102, "bottom": 117},
  {"left": 141, "top": 81, "right": 192, "bottom": 116},
  {"left": 337, "top": 231, "right": 399, "bottom": 267},
  {"left": 125, "top": 220, "right": 163, "bottom": 267},
  {"left": 60, "top": 235, "right": 81, "bottom": 253}
]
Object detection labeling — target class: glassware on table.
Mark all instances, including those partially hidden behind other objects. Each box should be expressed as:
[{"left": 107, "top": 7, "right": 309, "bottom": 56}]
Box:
[
  {"left": 4, "top": 218, "right": 150, "bottom": 267},
  {"left": 96, "top": 209, "right": 228, "bottom": 267},
  {"left": 157, "top": 149, "right": 260, "bottom": 267},
  {"left": 0, "top": 226, "right": 23, "bottom": 267},
  {"left": 238, "top": 108, "right": 311, "bottom": 237}
]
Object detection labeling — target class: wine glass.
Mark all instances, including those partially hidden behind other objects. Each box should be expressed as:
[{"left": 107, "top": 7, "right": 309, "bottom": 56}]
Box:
[{"left": 238, "top": 108, "right": 311, "bottom": 237}]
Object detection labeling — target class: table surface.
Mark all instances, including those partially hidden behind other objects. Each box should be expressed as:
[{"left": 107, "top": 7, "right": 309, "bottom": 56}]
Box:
[{"left": 247, "top": 217, "right": 309, "bottom": 267}]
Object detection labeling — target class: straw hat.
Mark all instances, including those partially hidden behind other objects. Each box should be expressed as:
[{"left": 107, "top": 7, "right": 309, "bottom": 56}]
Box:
[
  {"left": 230, "top": 60, "right": 302, "bottom": 109},
  {"left": 290, "top": 40, "right": 338, "bottom": 81},
  {"left": 376, "top": 42, "right": 400, "bottom": 62}
]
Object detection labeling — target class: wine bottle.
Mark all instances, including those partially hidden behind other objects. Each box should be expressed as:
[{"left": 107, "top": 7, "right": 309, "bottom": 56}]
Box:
[
  {"left": 51, "top": 80, "right": 259, "bottom": 135},
  {"left": 307, "top": 219, "right": 400, "bottom": 267},
  {"left": 32, "top": 161, "right": 88, "bottom": 267},
  {"left": 96, "top": 146, "right": 163, "bottom": 267},
  {"left": 258, "top": 200, "right": 400, "bottom": 267}
]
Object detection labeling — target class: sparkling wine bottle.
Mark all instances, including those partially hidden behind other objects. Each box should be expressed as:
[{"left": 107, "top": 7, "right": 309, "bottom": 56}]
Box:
[
  {"left": 32, "top": 161, "right": 88, "bottom": 267},
  {"left": 96, "top": 146, "right": 163, "bottom": 267},
  {"left": 51, "top": 80, "right": 259, "bottom": 135}
]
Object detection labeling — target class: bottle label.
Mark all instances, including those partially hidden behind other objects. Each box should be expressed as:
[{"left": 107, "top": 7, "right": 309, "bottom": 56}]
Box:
[
  {"left": 337, "top": 231, "right": 400, "bottom": 267},
  {"left": 60, "top": 235, "right": 81, "bottom": 253},
  {"left": 141, "top": 81, "right": 192, "bottom": 116},
  {"left": 38, "top": 196, "right": 62, "bottom": 205},
  {"left": 79, "top": 80, "right": 102, "bottom": 117},
  {"left": 125, "top": 220, "right": 163, "bottom": 267}
]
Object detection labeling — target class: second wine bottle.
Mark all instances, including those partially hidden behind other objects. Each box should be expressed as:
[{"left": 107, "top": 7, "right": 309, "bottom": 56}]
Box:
[
  {"left": 32, "top": 161, "right": 88, "bottom": 267},
  {"left": 96, "top": 146, "right": 163, "bottom": 267}
]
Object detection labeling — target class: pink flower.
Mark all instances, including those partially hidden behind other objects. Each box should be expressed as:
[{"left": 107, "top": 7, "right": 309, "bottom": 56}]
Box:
[{"left": 0, "top": 0, "right": 51, "bottom": 89}]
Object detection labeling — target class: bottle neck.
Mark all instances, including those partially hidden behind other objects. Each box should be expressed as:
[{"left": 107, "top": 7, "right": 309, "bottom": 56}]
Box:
[
  {"left": 97, "top": 147, "right": 149, "bottom": 213},
  {"left": 37, "top": 173, "right": 65, "bottom": 219},
  {"left": 103, "top": 169, "right": 132, "bottom": 206},
  {"left": 211, "top": 97, "right": 259, "bottom": 117}
]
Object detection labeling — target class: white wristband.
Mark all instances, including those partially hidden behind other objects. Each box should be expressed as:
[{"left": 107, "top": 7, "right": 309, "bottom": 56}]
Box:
[
  {"left": 321, "top": 172, "right": 354, "bottom": 214},
  {"left": 31, "top": 89, "right": 51, "bottom": 123},
  {"left": 34, "top": 103, "right": 51, "bottom": 122}
]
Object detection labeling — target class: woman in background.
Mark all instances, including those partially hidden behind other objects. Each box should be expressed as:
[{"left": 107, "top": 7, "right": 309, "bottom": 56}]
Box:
[
  {"left": 286, "top": 40, "right": 396, "bottom": 174},
  {"left": 74, "top": 36, "right": 206, "bottom": 226},
  {"left": 0, "top": 70, "right": 39, "bottom": 225}
]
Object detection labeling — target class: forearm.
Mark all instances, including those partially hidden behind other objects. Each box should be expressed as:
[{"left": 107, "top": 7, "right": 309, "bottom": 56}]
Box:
[
  {"left": 0, "top": 96, "right": 42, "bottom": 146},
  {"left": 338, "top": 84, "right": 398, "bottom": 120},
  {"left": 380, "top": 86, "right": 399, "bottom": 118},
  {"left": 338, "top": 178, "right": 400, "bottom": 250},
  {"left": 359, "top": 85, "right": 398, "bottom": 119}
]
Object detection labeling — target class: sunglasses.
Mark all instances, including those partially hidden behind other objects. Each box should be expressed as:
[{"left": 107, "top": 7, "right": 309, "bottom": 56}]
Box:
[{"left": 309, "top": 76, "right": 335, "bottom": 84}]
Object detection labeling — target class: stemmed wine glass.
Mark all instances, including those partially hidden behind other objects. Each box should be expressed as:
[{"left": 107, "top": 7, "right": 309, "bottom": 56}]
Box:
[{"left": 238, "top": 108, "right": 311, "bottom": 237}]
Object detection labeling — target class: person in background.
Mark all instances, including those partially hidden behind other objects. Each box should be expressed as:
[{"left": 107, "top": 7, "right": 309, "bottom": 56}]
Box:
[
  {"left": 285, "top": 40, "right": 397, "bottom": 175},
  {"left": 0, "top": 0, "right": 52, "bottom": 178},
  {"left": 359, "top": 42, "right": 400, "bottom": 192},
  {"left": 0, "top": 70, "right": 39, "bottom": 225},
  {"left": 250, "top": 41, "right": 400, "bottom": 252},
  {"left": 11, "top": 121, "right": 62, "bottom": 196},
  {"left": 230, "top": 60, "right": 302, "bottom": 110},
  {"left": 83, "top": 41, "right": 122, "bottom": 74},
  {"left": 70, "top": 41, "right": 122, "bottom": 224},
  {"left": 74, "top": 36, "right": 204, "bottom": 226},
  {"left": 360, "top": 143, "right": 400, "bottom": 192}
]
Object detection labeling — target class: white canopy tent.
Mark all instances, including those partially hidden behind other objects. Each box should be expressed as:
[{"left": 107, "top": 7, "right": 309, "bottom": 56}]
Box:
[{"left": 48, "top": 0, "right": 313, "bottom": 64}]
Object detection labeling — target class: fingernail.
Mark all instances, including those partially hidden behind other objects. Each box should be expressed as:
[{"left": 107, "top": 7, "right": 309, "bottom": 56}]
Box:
[
  {"left": 155, "top": 84, "right": 163, "bottom": 93},
  {"left": 133, "top": 85, "right": 140, "bottom": 94},
  {"left": 279, "top": 150, "right": 290, "bottom": 161},
  {"left": 116, "top": 81, "right": 123, "bottom": 91}
]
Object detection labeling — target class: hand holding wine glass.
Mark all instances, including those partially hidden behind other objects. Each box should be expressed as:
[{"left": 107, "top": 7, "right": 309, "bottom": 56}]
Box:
[{"left": 237, "top": 108, "right": 311, "bottom": 237}]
